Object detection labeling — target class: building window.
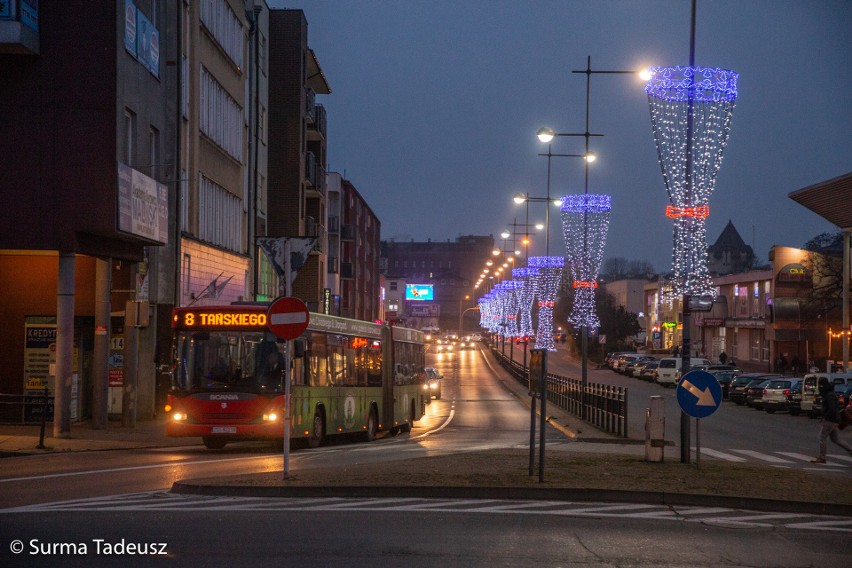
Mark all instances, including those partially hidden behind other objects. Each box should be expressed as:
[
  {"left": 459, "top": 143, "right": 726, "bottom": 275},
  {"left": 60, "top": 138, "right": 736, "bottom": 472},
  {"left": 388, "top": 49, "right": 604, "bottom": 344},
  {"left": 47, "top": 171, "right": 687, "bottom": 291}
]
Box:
[
  {"left": 180, "top": 169, "right": 189, "bottom": 232},
  {"left": 182, "top": 253, "right": 191, "bottom": 302},
  {"left": 200, "top": 66, "right": 243, "bottom": 161},
  {"left": 199, "top": 174, "right": 242, "bottom": 252},
  {"left": 199, "top": 0, "right": 244, "bottom": 69},
  {"left": 149, "top": 126, "right": 160, "bottom": 180},
  {"left": 124, "top": 108, "right": 136, "bottom": 165},
  {"left": 389, "top": 282, "right": 397, "bottom": 291}
]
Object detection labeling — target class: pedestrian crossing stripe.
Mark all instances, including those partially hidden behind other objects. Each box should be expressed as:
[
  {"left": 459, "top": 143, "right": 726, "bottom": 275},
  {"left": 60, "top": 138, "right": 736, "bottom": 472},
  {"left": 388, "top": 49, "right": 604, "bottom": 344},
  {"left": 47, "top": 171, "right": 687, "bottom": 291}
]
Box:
[{"left": 3, "top": 493, "right": 851, "bottom": 532}]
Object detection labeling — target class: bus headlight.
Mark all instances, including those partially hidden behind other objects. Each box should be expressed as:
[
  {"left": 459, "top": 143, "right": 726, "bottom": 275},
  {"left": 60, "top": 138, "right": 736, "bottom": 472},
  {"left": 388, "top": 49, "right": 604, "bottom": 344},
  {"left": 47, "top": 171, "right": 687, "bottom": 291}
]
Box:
[
  {"left": 263, "top": 412, "right": 279, "bottom": 422},
  {"left": 172, "top": 412, "right": 187, "bottom": 421}
]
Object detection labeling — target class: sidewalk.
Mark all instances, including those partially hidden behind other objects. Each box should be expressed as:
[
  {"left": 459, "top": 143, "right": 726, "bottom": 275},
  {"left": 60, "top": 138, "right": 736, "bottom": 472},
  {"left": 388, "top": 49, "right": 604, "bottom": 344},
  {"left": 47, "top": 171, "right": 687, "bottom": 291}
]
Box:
[{"left": 0, "top": 416, "right": 190, "bottom": 455}]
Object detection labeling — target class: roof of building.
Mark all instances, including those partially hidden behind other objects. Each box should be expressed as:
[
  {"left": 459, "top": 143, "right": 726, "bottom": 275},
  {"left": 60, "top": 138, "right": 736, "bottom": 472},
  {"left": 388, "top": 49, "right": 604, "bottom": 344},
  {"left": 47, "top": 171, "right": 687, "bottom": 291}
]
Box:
[
  {"left": 710, "top": 220, "right": 748, "bottom": 250},
  {"left": 788, "top": 172, "right": 852, "bottom": 230}
]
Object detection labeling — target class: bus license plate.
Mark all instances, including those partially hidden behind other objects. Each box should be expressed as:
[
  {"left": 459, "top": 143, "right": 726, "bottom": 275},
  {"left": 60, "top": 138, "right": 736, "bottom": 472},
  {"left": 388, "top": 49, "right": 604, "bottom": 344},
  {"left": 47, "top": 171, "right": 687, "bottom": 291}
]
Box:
[{"left": 211, "top": 427, "right": 236, "bottom": 434}]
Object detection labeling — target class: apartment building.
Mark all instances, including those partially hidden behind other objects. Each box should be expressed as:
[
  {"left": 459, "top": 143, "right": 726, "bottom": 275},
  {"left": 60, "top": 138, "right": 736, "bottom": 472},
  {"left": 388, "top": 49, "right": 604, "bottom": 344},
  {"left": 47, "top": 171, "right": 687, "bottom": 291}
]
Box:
[
  {"left": 267, "top": 8, "right": 330, "bottom": 311},
  {"left": 0, "top": 1, "right": 179, "bottom": 429}
]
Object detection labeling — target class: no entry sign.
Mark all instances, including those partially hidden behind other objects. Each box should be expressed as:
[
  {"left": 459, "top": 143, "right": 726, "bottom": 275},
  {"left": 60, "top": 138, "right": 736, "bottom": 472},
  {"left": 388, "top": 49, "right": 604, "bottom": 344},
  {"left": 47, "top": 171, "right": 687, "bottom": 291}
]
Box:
[{"left": 267, "top": 296, "right": 310, "bottom": 340}]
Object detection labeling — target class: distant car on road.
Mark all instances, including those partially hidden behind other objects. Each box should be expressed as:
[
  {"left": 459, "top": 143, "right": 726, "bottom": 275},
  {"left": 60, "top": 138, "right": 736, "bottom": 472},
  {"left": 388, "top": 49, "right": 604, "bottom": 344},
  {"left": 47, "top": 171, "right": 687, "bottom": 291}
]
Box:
[{"left": 424, "top": 367, "right": 442, "bottom": 400}]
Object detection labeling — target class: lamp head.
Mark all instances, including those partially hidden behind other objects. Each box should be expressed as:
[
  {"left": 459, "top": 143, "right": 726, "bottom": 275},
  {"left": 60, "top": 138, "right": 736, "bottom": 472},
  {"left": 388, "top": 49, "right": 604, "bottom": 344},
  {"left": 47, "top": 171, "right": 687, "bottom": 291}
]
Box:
[
  {"left": 512, "top": 193, "right": 527, "bottom": 204},
  {"left": 500, "top": 231, "right": 510, "bottom": 239},
  {"left": 584, "top": 152, "right": 597, "bottom": 163},
  {"left": 536, "top": 127, "right": 555, "bottom": 143}
]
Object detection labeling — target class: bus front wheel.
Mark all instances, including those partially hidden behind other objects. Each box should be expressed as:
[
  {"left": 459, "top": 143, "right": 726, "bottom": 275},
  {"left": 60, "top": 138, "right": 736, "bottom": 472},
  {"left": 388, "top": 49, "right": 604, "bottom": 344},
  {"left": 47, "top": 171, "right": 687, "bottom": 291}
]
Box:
[{"left": 308, "top": 410, "right": 324, "bottom": 448}]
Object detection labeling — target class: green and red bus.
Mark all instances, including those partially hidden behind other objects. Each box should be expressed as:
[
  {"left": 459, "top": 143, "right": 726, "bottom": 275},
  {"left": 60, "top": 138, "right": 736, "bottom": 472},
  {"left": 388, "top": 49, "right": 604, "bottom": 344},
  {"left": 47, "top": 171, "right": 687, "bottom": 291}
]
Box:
[{"left": 165, "top": 304, "right": 428, "bottom": 449}]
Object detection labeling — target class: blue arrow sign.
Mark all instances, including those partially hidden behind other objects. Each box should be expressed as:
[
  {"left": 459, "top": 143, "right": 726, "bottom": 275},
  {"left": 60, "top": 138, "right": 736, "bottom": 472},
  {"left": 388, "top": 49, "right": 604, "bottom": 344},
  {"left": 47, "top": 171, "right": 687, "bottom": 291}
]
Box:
[{"left": 676, "top": 370, "right": 722, "bottom": 418}]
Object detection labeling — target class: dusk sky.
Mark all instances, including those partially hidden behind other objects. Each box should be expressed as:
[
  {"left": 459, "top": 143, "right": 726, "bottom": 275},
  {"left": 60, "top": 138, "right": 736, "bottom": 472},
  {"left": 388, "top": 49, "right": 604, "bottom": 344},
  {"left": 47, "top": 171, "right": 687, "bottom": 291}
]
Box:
[{"left": 274, "top": 1, "right": 850, "bottom": 273}]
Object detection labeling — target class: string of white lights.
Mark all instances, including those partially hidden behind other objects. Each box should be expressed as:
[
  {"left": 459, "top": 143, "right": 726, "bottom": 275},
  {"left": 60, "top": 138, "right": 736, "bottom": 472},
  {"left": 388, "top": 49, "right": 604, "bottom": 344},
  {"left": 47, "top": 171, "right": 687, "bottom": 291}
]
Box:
[{"left": 646, "top": 65, "right": 738, "bottom": 298}]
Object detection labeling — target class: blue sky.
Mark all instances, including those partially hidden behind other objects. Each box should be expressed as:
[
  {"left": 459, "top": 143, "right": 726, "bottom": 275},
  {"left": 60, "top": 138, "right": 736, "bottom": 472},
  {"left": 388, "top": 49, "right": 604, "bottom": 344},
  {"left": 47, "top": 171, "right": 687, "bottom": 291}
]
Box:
[{"left": 272, "top": 1, "right": 851, "bottom": 272}]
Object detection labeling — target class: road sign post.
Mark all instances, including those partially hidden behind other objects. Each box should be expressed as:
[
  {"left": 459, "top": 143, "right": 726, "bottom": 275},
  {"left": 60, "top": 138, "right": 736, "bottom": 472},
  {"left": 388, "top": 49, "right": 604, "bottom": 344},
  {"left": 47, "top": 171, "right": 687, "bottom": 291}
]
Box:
[
  {"left": 267, "top": 296, "right": 310, "bottom": 479},
  {"left": 676, "top": 369, "right": 722, "bottom": 466}
]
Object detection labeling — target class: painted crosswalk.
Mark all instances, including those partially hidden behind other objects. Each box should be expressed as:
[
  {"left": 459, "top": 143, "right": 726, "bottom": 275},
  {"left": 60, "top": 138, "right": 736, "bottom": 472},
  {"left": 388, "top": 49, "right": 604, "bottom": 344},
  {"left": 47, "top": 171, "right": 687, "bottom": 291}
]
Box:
[
  {"left": 694, "top": 447, "right": 852, "bottom": 471},
  {"left": 3, "top": 493, "right": 851, "bottom": 532}
]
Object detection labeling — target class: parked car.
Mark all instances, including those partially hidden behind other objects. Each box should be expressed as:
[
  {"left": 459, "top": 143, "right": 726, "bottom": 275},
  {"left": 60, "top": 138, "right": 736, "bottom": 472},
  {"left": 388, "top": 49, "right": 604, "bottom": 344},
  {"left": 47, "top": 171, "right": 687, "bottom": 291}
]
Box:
[
  {"left": 813, "top": 384, "right": 852, "bottom": 418},
  {"left": 745, "top": 378, "right": 776, "bottom": 409},
  {"left": 606, "top": 352, "right": 635, "bottom": 369},
  {"left": 801, "top": 373, "right": 852, "bottom": 417},
  {"left": 616, "top": 354, "right": 647, "bottom": 374},
  {"left": 729, "top": 373, "right": 782, "bottom": 405},
  {"left": 762, "top": 378, "right": 802, "bottom": 413},
  {"left": 708, "top": 370, "right": 736, "bottom": 399},
  {"left": 424, "top": 367, "right": 442, "bottom": 400},
  {"left": 637, "top": 361, "right": 660, "bottom": 382},
  {"left": 786, "top": 381, "right": 804, "bottom": 415},
  {"left": 656, "top": 357, "right": 712, "bottom": 386},
  {"left": 625, "top": 356, "right": 656, "bottom": 377},
  {"left": 705, "top": 364, "right": 742, "bottom": 374}
]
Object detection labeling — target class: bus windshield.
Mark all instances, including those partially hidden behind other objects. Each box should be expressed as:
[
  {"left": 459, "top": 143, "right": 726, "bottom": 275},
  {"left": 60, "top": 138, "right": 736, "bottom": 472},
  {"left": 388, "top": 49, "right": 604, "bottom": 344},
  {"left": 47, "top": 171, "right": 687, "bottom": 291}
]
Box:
[{"left": 173, "top": 330, "right": 286, "bottom": 393}]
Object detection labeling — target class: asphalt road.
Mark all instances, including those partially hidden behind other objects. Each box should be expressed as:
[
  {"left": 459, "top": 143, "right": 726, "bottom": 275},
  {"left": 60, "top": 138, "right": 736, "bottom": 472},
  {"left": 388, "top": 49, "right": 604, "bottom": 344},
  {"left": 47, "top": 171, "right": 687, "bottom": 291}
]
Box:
[
  {"left": 3, "top": 500, "right": 850, "bottom": 568},
  {"left": 2, "top": 344, "right": 851, "bottom": 567},
  {"left": 505, "top": 342, "right": 851, "bottom": 474}
]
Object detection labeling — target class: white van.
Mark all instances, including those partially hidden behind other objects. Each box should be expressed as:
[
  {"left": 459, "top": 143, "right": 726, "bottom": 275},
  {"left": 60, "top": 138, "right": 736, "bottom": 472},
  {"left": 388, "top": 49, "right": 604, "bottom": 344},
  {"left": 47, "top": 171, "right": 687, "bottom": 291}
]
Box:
[
  {"left": 655, "top": 357, "right": 712, "bottom": 386},
  {"left": 801, "top": 373, "right": 852, "bottom": 417}
]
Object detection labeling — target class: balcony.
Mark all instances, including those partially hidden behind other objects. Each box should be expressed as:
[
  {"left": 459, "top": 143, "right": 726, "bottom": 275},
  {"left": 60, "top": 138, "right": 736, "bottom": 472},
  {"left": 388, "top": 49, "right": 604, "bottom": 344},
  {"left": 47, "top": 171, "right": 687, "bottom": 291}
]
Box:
[
  {"left": 304, "top": 216, "right": 327, "bottom": 254},
  {"left": 341, "top": 223, "right": 355, "bottom": 242},
  {"left": 307, "top": 104, "right": 327, "bottom": 141},
  {"left": 0, "top": 2, "right": 40, "bottom": 54},
  {"left": 305, "top": 88, "right": 316, "bottom": 123},
  {"left": 327, "top": 215, "right": 340, "bottom": 234},
  {"left": 305, "top": 153, "right": 325, "bottom": 197}
]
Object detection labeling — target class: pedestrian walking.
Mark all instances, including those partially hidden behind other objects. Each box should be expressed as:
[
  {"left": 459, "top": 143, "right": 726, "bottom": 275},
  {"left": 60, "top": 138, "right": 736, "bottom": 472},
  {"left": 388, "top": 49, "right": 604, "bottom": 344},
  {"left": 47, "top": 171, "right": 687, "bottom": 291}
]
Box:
[{"left": 811, "top": 377, "right": 852, "bottom": 464}]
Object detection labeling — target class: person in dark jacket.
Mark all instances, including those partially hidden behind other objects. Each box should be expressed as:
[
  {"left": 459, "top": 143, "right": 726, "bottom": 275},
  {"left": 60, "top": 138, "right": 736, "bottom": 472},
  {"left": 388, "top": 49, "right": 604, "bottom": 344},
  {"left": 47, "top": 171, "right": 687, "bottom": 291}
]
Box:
[{"left": 811, "top": 377, "right": 852, "bottom": 464}]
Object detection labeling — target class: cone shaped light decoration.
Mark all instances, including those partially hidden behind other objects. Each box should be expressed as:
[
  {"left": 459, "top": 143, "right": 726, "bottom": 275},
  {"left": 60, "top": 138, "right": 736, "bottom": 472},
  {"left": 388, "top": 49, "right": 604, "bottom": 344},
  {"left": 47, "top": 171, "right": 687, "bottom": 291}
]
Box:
[
  {"left": 512, "top": 267, "right": 539, "bottom": 337},
  {"left": 646, "top": 66, "right": 738, "bottom": 297},
  {"left": 560, "top": 194, "right": 612, "bottom": 329},
  {"left": 504, "top": 280, "right": 523, "bottom": 337},
  {"left": 528, "top": 256, "right": 564, "bottom": 351}
]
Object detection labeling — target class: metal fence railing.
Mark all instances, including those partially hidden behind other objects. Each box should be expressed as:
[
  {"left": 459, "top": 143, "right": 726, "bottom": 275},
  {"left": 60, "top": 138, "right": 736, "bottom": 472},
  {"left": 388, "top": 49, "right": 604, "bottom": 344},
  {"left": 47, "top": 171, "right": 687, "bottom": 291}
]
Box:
[
  {"left": 0, "top": 389, "right": 52, "bottom": 448},
  {"left": 493, "top": 346, "right": 628, "bottom": 438}
]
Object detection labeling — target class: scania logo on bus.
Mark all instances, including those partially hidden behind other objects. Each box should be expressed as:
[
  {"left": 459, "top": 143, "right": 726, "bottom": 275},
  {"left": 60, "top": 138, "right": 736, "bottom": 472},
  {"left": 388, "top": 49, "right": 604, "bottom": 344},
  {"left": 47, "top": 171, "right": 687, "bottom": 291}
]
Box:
[{"left": 209, "top": 394, "right": 240, "bottom": 401}]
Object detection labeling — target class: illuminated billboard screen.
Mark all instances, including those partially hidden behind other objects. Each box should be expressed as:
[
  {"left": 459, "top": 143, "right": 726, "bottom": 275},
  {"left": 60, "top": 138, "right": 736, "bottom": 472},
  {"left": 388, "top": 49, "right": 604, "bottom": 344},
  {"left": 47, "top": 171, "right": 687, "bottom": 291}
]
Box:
[{"left": 405, "top": 284, "right": 434, "bottom": 301}]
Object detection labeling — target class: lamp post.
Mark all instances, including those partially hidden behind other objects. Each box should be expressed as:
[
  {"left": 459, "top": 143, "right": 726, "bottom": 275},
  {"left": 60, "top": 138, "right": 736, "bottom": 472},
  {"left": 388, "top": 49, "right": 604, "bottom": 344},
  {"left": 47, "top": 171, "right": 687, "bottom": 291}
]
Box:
[{"left": 457, "top": 294, "right": 470, "bottom": 336}]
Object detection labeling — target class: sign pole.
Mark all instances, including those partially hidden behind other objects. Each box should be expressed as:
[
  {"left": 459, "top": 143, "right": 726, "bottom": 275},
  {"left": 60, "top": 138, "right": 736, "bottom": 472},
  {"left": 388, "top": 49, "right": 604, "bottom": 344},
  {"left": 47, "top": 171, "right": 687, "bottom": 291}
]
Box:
[
  {"left": 696, "top": 417, "right": 701, "bottom": 469},
  {"left": 284, "top": 239, "right": 292, "bottom": 479}
]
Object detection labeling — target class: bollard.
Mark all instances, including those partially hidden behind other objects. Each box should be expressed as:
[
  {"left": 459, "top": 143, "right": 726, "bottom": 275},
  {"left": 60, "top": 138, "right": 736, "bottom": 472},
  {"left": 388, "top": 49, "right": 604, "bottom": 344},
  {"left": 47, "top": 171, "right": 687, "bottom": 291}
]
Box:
[{"left": 645, "top": 395, "right": 665, "bottom": 462}]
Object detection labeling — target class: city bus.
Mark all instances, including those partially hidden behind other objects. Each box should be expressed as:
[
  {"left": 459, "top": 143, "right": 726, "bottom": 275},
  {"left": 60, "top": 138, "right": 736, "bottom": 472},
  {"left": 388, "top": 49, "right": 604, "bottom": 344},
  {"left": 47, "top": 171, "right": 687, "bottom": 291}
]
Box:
[{"left": 165, "top": 304, "right": 427, "bottom": 449}]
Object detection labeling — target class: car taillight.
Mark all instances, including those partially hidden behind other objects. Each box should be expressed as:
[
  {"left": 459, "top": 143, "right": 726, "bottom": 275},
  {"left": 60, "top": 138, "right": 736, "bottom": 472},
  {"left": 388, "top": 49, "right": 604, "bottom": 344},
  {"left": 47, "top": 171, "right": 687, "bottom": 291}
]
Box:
[{"left": 783, "top": 389, "right": 790, "bottom": 396}]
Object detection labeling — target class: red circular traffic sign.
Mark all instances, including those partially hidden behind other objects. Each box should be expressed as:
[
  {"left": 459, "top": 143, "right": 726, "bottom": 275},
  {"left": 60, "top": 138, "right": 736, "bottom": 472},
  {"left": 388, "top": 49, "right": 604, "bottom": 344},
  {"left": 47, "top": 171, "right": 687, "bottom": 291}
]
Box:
[{"left": 267, "top": 296, "right": 310, "bottom": 340}]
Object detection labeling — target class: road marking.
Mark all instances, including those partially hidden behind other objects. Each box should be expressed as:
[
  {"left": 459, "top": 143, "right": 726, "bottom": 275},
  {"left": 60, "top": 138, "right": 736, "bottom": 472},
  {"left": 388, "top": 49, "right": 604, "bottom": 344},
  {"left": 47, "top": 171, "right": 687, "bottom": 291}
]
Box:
[
  {"left": 698, "top": 448, "right": 746, "bottom": 462},
  {"left": 729, "top": 450, "right": 794, "bottom": 464},
  {"left": 413, "top": 409, "right": 454, "bottom": 439},
  {"left": 0, "top": 454, "right": 276, "bottom": 484},
  {"left": 5, "top": 494, "right": 850, "bottom": 532}
]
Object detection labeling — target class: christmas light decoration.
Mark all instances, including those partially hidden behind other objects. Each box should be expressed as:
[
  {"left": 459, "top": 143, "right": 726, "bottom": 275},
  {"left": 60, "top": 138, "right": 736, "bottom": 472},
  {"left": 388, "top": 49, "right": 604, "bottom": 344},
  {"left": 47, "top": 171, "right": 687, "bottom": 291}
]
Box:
[
  {"left": 560, "top": 194, "right": 612, "bottom": 330},
  {"left": 528, "top": 256, "right": 564, "bottom": 351},
  {"left": 504, "top": 280, "right": 523, "bottom": 337},
  {"left": 512, "top": 267, "right": 539, "bottom": 337},
  {"left": 646, "top": 65, "right": 738, "bottom": 297}
]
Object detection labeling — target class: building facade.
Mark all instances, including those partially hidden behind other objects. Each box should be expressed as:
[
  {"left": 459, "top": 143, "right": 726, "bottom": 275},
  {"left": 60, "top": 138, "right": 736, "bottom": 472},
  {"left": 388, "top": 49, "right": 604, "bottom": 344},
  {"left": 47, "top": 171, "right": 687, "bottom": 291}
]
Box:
[
  {"left": 0, "top": 0, "right": 180, "bottom": 429},
  {"left": 381, "top": 236, "right": 494, "bottom": 332},
  {"left": 643, "top": 245, "right": 843, "bottom": 373},
  {"left": 267, "top": 8, "right": 330, "bottom": 310}
]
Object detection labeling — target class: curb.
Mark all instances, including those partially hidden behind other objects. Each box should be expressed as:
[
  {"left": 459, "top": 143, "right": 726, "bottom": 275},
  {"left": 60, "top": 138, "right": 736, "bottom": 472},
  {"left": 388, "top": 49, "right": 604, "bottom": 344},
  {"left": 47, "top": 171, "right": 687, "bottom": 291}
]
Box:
[{"left": 169, "top": 481, "right": 852, "bottom": 517}]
